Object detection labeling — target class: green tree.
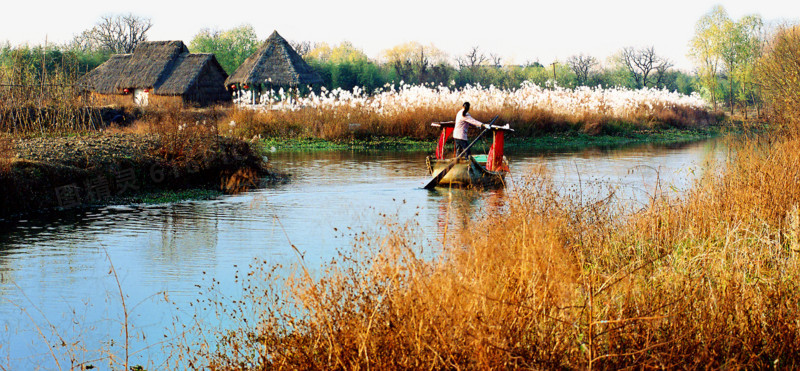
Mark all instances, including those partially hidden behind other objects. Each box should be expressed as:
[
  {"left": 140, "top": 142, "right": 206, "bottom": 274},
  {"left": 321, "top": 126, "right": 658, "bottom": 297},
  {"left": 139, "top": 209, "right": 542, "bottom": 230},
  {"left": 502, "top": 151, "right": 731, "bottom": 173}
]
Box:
[
  {"left": 307, "top": 42, "right": 392, "bottom": 92},
  {"left": 689, "top": 6, "right": 764, "bottom": 115},
  {"left": 307, "top": 42, "right": 393, "bottom": 93},
  {"left": 717, "top": 12, "right": 746, "bottom": 115},
  {"left": 382, "top": 42, "right": 449, "bottom": 84},
  {"left": 591, "top": 63, "right": 636, "bottom": 89},
  {"left": 689, "top": 5, "right": 726, "bottom": 110},
  {"left": 733, "top": 15, "right": 765, "bottom": 118},
  {"left": 189, "top": 24, "right": 260, "bottom": 74}
]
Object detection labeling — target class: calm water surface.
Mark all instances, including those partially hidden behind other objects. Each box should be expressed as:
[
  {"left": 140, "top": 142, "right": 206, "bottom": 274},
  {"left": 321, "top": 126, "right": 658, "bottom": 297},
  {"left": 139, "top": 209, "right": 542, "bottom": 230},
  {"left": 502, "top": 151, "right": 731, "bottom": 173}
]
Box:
[{"left": 0, "top": 140, "right": 723, "bottom": 369}]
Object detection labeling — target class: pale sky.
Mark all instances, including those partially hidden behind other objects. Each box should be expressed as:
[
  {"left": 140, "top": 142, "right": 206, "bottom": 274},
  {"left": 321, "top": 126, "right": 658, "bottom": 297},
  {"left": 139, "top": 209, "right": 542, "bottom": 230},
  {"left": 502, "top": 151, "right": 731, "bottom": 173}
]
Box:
[{"left": 1, "top": 0, "right": 798, "bottom": 71}]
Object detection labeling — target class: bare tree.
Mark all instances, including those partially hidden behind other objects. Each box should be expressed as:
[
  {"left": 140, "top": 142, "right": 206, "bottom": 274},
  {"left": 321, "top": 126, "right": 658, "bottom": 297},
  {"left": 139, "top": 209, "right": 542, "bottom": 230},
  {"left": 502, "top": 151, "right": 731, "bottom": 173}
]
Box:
[
  {"left": 456, "top": 46, "right": 487, "bottom": 70},
  {"left": 69, "top": 29, "right": 98, "bottom": 52},
  {"left": 415, "top": 47, "right": 430, "bottom": 82},
  {"left": 290, "top": 40, "right": 313, "bottom": 58},
  {"left": 653, "top": 58, "right": 675, "bottom": 87},
  {"left": 73, "top": 14, "right": 152, "bottom": 54},
  {"left": 489, "top": 53, "right": 503, "bottom": 68},
  {"left": 566, "top": 54, "right": 598, "bottom": 85},
  {"left": 620, "top": 46, "right": 671, "bottom": 88}
]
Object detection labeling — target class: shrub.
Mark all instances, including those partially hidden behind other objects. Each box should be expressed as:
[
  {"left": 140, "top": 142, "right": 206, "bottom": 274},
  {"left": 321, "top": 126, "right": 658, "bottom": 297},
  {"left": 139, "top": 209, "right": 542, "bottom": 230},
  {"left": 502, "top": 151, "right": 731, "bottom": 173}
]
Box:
[{"left": 758, "top": 25, "right": 800, "bottom": 132}]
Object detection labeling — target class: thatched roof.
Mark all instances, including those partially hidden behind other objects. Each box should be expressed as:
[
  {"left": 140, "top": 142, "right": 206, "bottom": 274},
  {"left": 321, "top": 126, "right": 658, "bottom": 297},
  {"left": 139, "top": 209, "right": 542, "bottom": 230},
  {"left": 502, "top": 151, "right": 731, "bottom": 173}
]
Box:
[
  {"left": 115, "top": 41, "right": 189, "bottom": 90},
  {"left": 156, "top": 53, "right": 221, "bottom": 95},
  {"left": 79, "top": 54, "right": 131, "bottom": 94},
  {"left": 80, "top": 41, "right": 229, "bottom": 96},
  {"left": 226, "top": 30, "right": 322, "bottom": 87}
]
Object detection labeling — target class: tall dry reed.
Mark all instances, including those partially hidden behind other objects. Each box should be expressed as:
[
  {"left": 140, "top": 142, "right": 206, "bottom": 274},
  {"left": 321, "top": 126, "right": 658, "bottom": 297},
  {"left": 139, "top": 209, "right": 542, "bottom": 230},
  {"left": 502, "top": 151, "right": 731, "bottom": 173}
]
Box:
[{"left": 223, "top": 84, "right": 717, "bottom": 142}]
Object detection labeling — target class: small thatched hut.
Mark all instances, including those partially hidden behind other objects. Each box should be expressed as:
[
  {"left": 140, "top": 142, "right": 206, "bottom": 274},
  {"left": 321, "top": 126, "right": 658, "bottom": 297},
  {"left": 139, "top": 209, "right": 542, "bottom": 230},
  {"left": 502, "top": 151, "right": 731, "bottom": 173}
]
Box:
[
  {"left": 80, "top": 41, "right": 231, "bottom": 106},
  {"left": 226, "top": 31, "right": 322, "bottom": 104}
]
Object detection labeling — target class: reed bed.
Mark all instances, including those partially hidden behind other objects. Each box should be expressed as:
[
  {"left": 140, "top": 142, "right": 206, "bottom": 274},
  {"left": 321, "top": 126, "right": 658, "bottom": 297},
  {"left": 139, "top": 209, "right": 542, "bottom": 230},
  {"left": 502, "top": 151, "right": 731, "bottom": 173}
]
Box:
[
  {"left": 225, "top": 83, "right": 716, "bottom": 141},
  {"left": 172, "top": 130, "right": 800, "bottom": 369}
]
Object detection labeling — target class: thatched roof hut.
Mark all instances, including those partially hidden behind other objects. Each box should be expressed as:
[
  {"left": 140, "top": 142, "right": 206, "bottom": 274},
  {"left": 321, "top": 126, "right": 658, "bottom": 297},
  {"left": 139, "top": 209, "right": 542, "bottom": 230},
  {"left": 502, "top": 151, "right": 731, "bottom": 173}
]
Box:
[
  {"left": 80, "top": 41, "right": 231, "bottom": 106},
  {"left": 226, "top": 31, "right": 322, "bottom": 88}
]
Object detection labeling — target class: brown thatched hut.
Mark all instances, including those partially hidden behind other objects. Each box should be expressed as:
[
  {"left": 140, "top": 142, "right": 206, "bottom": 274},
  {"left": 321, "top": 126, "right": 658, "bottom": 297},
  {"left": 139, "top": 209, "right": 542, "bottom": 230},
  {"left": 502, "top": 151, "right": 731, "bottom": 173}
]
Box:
[
  {"left": 80, "top": 41, "right": 231, "bottom": 107},
  {"left": 226, "top": 31, "right": 322, "bottom": 104}
]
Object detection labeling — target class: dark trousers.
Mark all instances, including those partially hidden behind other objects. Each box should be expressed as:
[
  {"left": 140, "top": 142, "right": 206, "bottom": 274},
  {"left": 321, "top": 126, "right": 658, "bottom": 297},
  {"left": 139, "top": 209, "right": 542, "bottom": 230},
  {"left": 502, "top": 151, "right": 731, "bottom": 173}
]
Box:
[{"left": 454, "top": 139, "right": 470, "bottom": 158}]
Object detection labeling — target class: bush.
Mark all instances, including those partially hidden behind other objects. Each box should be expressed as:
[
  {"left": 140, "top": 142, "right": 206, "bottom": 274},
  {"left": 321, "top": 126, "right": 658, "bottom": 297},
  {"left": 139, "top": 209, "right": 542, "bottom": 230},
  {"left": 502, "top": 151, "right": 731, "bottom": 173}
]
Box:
[{"left": 758, "top": 25, "right": 800, "bottom": 131}]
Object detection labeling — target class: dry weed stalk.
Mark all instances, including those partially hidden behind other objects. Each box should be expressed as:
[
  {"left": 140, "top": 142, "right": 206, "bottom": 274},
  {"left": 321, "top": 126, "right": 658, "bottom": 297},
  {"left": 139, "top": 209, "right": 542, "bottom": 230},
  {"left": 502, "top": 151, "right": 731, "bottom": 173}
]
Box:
[
  {"left": 0, "top": 60, "right": 99, "bottom": 135},
  {"left": 173, "top": 132, "right": 800, "bottom": 369},
  {"left": 0, "top": 134, "right": 13, "bottom": 173}
]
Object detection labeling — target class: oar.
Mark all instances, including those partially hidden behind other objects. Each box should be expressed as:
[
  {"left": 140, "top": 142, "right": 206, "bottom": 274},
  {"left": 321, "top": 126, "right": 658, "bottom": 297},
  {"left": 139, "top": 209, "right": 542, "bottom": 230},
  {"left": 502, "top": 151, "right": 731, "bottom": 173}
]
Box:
[{"left": 423, "top": 116, "right": 498, "bottom": 190}]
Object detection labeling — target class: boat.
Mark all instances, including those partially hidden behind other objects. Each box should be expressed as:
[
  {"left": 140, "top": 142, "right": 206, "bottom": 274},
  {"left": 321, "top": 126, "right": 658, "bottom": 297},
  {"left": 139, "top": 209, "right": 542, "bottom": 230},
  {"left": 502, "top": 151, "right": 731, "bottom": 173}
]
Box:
[{"left": 424, "top": 120, "right": 513, "bottom": 189}]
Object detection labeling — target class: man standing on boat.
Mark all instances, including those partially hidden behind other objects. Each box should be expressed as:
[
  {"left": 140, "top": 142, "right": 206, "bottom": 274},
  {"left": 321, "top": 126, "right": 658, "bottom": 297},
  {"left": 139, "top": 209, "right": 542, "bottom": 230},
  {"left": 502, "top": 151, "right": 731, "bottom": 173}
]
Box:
[{"left": 454, "top": 102, "right": 488, "bottom": 158}]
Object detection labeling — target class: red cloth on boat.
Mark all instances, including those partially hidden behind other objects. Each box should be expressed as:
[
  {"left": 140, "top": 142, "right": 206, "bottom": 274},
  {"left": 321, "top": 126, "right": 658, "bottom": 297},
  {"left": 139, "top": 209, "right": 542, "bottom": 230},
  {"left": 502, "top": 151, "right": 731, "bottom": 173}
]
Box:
[
  {"left": 436, "top": 127, "right": 454, "bottom": 159},
  {"left": 487, "top": 130, "right": 508, "bottom": 172}
]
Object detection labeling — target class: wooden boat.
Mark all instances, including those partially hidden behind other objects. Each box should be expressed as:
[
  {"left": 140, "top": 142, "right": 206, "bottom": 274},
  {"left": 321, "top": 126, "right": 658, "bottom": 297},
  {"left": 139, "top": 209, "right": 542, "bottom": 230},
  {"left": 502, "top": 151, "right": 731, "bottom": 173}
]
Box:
[
  {"left": 426, "top": 154, "right": 508, "bottom": 187},
  {"left": 424, "top": 120, "right": 512, "bottom": 189}
]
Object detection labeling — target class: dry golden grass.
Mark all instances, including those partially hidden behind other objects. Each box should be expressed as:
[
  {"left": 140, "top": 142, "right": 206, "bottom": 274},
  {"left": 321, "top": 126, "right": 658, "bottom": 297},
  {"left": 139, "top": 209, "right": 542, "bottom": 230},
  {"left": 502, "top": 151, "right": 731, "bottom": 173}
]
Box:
[
  {"left": 170, "top": 37, "right": 800, "bottom": 365},
  {"left": 174, "top": 134, "right": 800, "bottom": 370},
  {"left": 221, "top": 101, "right": 715, "bottom": 142},
  {"left": 165, "top": 26, "right": 798, "bottom": 369},
  {"left": 222, "top": 104, "right": 446, "bottom": 141}
]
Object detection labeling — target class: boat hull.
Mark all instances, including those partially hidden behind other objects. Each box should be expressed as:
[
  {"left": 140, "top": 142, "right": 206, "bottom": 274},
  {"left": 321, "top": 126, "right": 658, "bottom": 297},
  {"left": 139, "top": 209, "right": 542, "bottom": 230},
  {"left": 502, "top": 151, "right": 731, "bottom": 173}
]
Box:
[{"left": 426, "top": 155, "right": 508, "bottom": 188}]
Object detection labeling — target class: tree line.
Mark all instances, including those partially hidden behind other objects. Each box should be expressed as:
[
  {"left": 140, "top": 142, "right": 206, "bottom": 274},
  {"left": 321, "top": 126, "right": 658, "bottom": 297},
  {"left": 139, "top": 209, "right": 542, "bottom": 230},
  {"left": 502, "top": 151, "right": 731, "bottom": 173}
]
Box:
[
  {"left": 0, "top": 14, "right": 152, "bottom": 86},
  {"left": 190, "top": 28, "right": 697, "bottom": 95},
  {"left": 2, "top": 7, "right": 773, "bottom": 110}
]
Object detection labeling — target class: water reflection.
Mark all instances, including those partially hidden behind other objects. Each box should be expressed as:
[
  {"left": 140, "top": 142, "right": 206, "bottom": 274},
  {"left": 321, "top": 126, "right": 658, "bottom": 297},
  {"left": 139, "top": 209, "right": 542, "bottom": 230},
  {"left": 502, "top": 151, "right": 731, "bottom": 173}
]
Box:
[
  {"left": 429, "top": 187, "right": 507, "bottom": 239},
  {"left": 0, "top": 139, "right": 723, "bottom": 368}
]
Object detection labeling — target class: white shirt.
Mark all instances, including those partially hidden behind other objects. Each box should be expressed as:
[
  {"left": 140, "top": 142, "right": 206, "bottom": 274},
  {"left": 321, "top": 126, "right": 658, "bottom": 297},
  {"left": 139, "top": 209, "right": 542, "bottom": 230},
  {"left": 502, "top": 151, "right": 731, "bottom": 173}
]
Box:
[{"left": 453, "top": 108, "right": 484, "bottom": 140}]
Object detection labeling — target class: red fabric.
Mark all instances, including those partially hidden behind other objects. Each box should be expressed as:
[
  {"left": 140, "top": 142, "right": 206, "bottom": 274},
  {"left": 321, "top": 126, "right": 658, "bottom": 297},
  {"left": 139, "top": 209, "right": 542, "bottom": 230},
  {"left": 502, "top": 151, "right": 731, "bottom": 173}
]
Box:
[
  {"left": 486, "top": 131, "right": 506, "bottom": 171},
  {"left": 436, "top": 127, "right": 454, "bottom": 159}
]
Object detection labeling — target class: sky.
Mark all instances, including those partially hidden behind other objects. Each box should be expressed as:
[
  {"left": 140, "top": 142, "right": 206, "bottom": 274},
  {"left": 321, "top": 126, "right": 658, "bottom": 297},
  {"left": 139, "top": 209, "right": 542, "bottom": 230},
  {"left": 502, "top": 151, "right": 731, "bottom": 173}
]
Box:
[{"left": 1, "top": 0, "right": 798, "bottom": 71}]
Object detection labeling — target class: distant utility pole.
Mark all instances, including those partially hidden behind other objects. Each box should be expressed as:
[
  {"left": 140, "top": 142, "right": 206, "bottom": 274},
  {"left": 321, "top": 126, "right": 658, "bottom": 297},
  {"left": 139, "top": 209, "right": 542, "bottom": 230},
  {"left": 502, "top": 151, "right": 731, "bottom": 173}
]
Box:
[{"left": 550, "top": 61, "right": 558, "bottom": 88}]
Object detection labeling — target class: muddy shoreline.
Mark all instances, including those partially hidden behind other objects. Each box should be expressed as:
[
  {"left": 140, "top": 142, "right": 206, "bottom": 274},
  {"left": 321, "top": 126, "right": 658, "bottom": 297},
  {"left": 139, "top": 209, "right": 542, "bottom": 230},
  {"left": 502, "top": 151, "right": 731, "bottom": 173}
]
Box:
[{"left": 0, "top": 133, "right": 285, "bottom": 219}]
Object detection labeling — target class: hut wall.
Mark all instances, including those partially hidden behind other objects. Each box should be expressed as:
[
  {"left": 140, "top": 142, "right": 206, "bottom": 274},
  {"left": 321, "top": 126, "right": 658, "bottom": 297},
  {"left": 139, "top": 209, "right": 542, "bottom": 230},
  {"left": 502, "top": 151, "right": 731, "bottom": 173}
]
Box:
[
  {"left": 84, "top": 93, "right": 184, "bottom": 108},
  {"left": 133, "top": 89, "right": 150, "bottom": 106},
  {"left": 85, "top": 93, "right": 133, "bottom": 107},
  {"left": 143, "top": 95, "right": 185, "bottom": 108}
]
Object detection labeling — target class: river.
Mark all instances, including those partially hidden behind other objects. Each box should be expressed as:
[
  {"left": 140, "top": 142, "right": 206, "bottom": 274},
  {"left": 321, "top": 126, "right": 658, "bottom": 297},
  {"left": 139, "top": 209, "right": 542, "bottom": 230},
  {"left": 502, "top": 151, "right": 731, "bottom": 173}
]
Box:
[{"left": 0, "top": 139, "right": 723, "bottom": 369}]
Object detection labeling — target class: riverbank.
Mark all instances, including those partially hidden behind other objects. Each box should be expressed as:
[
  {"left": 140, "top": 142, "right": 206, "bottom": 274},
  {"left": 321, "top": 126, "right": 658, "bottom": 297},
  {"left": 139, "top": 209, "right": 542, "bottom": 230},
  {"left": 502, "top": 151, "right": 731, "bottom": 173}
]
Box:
[
  {"left": 260, "top": 126, "right": 724, "bottom": 151},
  {"left": 0, "top": 133, "right": 283, "bottom": 219},
  {"left": 0, "top": 123, "right": 728, "bottom": 219}
]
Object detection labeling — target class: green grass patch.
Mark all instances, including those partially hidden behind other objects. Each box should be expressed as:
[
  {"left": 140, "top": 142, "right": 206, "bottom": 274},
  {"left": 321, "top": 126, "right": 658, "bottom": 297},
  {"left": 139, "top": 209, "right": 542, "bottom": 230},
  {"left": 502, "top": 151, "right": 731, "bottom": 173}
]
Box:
[
  {"left": 506, "top": 126, "right": 723, "bottom": 150},
  {"left": 260, "top": 136, "right": 436, "bottom": 151},
  {"left": 260, "top": 126, "right": 723, "bottom": 153}
]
